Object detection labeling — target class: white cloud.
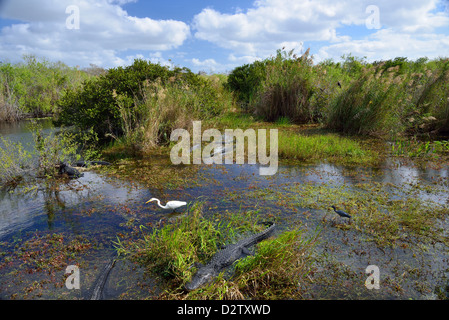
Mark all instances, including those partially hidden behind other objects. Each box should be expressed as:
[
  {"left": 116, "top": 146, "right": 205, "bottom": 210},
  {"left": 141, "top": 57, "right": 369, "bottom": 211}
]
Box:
[
  {"left": 316, "top": 28, "right": 449, "bottom": 62},
  {"left": 0, "top": 0, "right": 190, "bottom": 67},
  {"left": 148, "top": 51, "right": 173, "bottom": 67},
  {"left": 191, "top": 58, "right": 220, "bottom": 72},
  {"left": 192, "top": 0, "right": 357, "bottom": 56},
  {"left": 192, "top": 0, "right": 449, "bottom": 63},
  {"left": 0, "top": 0, "right": 448, "bottom": 71},
  {"left": 228, "top": 53, "right": 261, "bottom": 64}
]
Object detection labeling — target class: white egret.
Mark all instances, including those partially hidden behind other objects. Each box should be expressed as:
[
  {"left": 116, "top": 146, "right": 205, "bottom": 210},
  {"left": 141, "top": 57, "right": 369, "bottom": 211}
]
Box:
[{"left": 146, "top": 198, "right": 187, "bottom": 212}]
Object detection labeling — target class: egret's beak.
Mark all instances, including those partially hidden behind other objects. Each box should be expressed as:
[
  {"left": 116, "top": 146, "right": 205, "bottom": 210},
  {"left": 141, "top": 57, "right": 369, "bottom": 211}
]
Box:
[{"left": 145, "top": 200, "right": 151, "bottom": 204}]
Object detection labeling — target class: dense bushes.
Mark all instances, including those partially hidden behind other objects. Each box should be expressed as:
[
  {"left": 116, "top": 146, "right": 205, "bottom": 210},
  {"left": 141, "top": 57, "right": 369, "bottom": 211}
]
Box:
[
  {"left": 328, "top": 59, "right": 449, "bottom": 136},
  {"left": 227, "top": 48, "right": 449, "bottom": 137},
  {"left": 327, "top": 66, "right": 405, "bottom": 135},
  {"left": 227, "top": 49, "right": 352, "bottom": 125},
  {"left": 0, "top": 55, "right": 89, "bottom": 121},
  {"left": 226, "top": 60, "right": 266, "bottom": 107},
  {"left": 56, "top": 59, "right": 228, "bottom": 149},
  {"left": 115, "top": 76, "right": 229, "bottom": 153},
  {"left": 3, "top": 50, "right": 448, "bottom": 144}
]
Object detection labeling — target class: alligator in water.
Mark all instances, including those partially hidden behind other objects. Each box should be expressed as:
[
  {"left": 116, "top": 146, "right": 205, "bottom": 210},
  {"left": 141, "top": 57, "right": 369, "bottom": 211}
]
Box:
[
  {"left": 185, "top": 222, "right": 276, "bottom": 291},
  {"left": 57, "top": 160, "right": 111, "bottom": 179},
  {"left": 90, "top": 255, "right": 116, "bottom": 300},
  {"left": 73, "top": 160, "right": 111, "bottom": 168},
  {"left": 58, "top": 162, "right": 83, "bottom": 178}
]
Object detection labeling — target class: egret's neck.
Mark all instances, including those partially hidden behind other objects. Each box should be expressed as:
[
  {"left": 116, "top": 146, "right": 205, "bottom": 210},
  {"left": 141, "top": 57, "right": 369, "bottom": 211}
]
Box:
[{"left": 154, "top": 199, "right": 167, "bottom": 209}]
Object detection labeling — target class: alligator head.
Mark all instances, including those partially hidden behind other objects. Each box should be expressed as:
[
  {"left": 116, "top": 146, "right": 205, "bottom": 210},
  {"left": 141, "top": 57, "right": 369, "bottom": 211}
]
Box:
[{"left": 185, "top": 266, "right": 216, "bottom": 291}]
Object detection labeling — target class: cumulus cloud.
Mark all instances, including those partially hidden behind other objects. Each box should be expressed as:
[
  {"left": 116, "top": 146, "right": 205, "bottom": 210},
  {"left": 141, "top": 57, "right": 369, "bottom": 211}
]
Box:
[
  {"left": 192, "top": 0, "right": 360, "bottom": 55},
  {"left": 228, "top": 53, "right": 262, "bottom": 64},
  {"left": 192, "top": 0, "right": 449, "bottom": 63},
  {"left": 0, "top": 0, "right": 448, "bottom": 71},
  {"left": 0, "top": 0, "right": 190, "bottom": 67},
  {"left": 148, "top": 51, "right": 173, "bottom": 67},
  {"left": 191, "top": 58, "right": 222, "bottom": 72},
  {"left": 316, "top": 29, "right": 449, "bottom": 62}
]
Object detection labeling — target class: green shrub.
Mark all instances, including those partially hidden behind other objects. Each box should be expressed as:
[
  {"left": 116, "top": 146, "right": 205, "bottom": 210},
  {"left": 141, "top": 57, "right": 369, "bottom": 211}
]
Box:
[
  {"left": 0, "top": 55, "right": 88, "bottom": 120},
  {"left": 0, "top": 136, "right": 33, "bottom": 185},
  {"left": 226, "top": 60, "right": 267, "bottom": 107},
  {"left": 55, "top": 59, "right": 223, "bottom": 145},
  {"left": 29, "top": 121, "right": 100, "bottom": 178},
  {"left": 0, "top": 121, "right": 100, "bottom": 186}
]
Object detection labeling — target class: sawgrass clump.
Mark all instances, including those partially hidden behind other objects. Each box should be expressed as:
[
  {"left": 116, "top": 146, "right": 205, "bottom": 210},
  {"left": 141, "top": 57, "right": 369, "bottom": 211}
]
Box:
[
  {"left": 228, "top": 49, "right": 449, "bottom": 137},
  {"left": 115, "top": 202, "right": 221, "bottom": 289},
  {"left": 115, "top": 202, "right": 318, "bottom": 299}
]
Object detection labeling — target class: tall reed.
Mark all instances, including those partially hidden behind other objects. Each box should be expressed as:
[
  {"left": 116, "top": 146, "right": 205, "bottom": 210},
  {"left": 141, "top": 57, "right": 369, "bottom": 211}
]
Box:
[
  {"left": 113, "top": 74, "right": 232, "bottom": 154},
  {"left": 326, "top": 65, "right": 406, "bottom": 135},
  {"left": 252, "top": 49, "right": 317, "bottom": 123}
]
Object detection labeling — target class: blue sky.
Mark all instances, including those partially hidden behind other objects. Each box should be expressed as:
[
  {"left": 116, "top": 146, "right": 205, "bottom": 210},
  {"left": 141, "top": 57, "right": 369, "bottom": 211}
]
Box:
[{"left": 0, "top": 0, "right": 448, "bottom": 73}]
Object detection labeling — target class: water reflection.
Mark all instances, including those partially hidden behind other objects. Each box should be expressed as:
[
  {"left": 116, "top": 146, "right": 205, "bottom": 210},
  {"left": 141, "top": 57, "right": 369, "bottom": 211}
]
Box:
[
  {"left": 0, "top": 118, "right": 56, "bottom": 152},
  {"left": 0, "top": 171, "right": 147, "bottom": 240}
]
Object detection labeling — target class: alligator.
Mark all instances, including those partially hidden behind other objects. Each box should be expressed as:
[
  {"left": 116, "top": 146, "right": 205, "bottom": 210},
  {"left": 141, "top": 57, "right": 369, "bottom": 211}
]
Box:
[
  {"left": 73, "top": 160, "right": 111, "bottom": 168},
  {"left": 58, "top": 162, "right": 83, "bottom": 179},
  {"left": 57, "top": 160, "right": 111, "bottom": 179},
  {"left": 185, "top": 222, "right": 276, "bottom": 291},
  {"left": 90, "top": 255, "right": 116, "bottom": 300}
]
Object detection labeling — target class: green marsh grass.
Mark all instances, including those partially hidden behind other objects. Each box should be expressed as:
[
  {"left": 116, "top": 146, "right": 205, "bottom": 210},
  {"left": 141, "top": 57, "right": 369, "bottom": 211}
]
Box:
[
  {"left": 115, "top": 202, "right": 220, "bottom": 289},
  {"left": 115, "top": 202, "right": 318, "bottom": 299},
  {"left": 326, "top": 66, "right": 406, "bottom": 136},
  {"left": 230, "top": 227, "right": 318, "bottom": 299},
  {"left": 232, "top": 177, "right": 449, "bottom": 249},
  {"left": 206, "top": 111, "right": 379, "bottom": 166},
  {"left": 277, "top": 131, "right": 378, "bottom": 165}
]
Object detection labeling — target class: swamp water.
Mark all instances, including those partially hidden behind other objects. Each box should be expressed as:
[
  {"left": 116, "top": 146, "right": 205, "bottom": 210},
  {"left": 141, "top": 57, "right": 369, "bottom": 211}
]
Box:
[{"left": 0, "top": 120, "right": 448, "bottom": 299}]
